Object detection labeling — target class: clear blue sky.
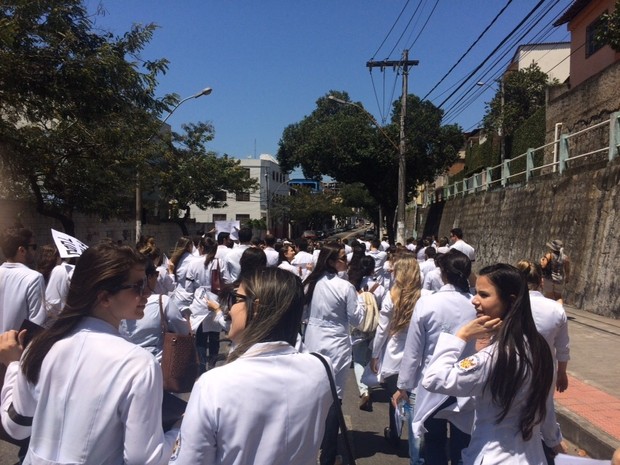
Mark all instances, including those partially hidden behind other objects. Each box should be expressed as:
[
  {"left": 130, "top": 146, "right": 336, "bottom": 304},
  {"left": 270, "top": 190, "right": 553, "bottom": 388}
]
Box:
[{"left": 86, "top": 0, "right": 572, "bottom": 164}]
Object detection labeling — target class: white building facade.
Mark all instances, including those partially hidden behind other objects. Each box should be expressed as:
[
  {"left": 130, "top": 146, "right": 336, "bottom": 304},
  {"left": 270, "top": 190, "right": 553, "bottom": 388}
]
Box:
[{"left": 190, "top": 154, "right": 290, "bottom": 235}]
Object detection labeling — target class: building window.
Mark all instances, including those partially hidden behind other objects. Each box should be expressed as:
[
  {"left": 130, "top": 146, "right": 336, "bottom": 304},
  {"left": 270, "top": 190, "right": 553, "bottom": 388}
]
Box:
[
  {"left": 213, "top": 191, "right": 227, "bottom": 202},
  {"left": 236, "top": 214, "right": 250, "bottom": 225},
  {"left": 586, "top": 13, "right": 607, "bottom": 58},
  {"left": 236, "top": 191, "right": 250, "bottom": 202},
  {"left": 213, "top": 214, "right": 226, "bottom": 222}
]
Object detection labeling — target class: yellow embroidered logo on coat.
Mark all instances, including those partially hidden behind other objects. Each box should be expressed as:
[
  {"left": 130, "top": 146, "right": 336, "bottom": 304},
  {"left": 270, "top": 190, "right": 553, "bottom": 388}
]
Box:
[{"left": 456, "top": 355, "right": 480, "bottom": 372}]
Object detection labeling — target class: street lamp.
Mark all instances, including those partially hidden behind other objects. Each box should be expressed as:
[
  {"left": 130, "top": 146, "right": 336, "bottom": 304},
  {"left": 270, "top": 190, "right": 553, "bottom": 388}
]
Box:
[
  {"left": 136, "top": 87, "right": 213, "bottom": 242},
  {"left": 327, "top": 95, "right": 402, "bottom": 244}
]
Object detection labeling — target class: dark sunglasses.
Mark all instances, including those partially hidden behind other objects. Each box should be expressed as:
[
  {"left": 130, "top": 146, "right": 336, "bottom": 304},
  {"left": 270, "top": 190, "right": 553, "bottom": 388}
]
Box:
[{"left": 113, "top": 276, "right": 149, "bottom": 296}]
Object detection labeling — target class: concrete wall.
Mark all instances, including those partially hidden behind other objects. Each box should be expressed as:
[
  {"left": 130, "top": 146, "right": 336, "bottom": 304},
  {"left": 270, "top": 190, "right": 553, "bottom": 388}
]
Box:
[
  {"left": 423, "top": 157, "right": 620, "bottom": 318},
  {"left": 0, "top": 200, "right": 196, "bottom": 259},
  {"left": 547, "top": 60, "right": 620, "bottom": 155}
]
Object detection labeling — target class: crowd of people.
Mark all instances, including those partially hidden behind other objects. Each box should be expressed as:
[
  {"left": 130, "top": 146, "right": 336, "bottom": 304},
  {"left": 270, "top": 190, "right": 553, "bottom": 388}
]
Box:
[{"left": 0, "top": 223, "right": 585, "bottom": 464}]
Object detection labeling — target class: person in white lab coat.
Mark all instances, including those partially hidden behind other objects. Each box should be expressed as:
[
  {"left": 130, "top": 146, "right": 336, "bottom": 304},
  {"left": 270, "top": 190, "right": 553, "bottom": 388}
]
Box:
[
  {"left": 371, "top": 252, "right": 423, "bottom": 463},
  {"left": 0, "top": 227, "right": 46, "bottom": 333},
  {"left": 0, "top": 241, "right": 178, "bottom": 465},
  {"left": 119, "top": 259, "right": 190, "bottom": 361},
  {"left": 422, "top": 263, "right": 562, "bottom": 465},
  {"left": 516, "top": 259, "right": 570, "bottom": 460},
  {"left": 170, "top": 267, "right": 333, "bottom": 465},
  {"left": 393, "top": 249, "right": 475, "bottom": 465},
  {"left": 303, "top": 242, "right": 365, "bottom": 465}
]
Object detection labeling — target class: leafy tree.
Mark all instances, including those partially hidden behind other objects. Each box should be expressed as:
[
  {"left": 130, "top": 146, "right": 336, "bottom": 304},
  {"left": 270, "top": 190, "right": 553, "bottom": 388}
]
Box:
[
  {"left": 482, "top": 64, "right": 552, "bottom": 138},
  {"left": 338, "top": 182, "right": 379, "bottom": 225},
  {"left": 277, "top": 91, "right": 463, "bottom": 241},
  {"left": 153, "top": 122, "right": 259, "bottom": 236},
  {"left": 272, "top": 186, "right": 351, "bottom": 234},
  {"left": 0, "top": 0, "right": 175, "bottom": 235},
  {"left": 599, "top": 0, "right": 620, "bottom": 52}
]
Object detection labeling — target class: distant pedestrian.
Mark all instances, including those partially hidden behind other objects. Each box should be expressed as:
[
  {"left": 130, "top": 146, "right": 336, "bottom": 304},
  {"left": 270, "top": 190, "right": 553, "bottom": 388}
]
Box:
[
  {"left": 449, "top": 228, "right": 475, "bottom": 262},
  {"left": 540, "top": 239, "right": 570, "bottom": 302}
]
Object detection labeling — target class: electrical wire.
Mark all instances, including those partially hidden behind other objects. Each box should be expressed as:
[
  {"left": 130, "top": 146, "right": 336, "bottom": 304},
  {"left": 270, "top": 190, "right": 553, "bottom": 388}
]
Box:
[
  {"left": 422, "top": 0, "right": 514, "bottom": 102},
  {"left": 436, "top": 0, "right": 550, "bottom": 110},
  {"left": 370, "top": 0, "right": 412, "bottom": 60},
  {"left": 407, "top": 0, "right": 440, "bottom": 51}
]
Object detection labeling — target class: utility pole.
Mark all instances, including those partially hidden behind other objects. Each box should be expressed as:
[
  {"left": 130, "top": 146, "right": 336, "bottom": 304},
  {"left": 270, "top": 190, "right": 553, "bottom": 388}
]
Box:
[{"left": 367, "top": 50, "right": 418, "bottom": 245}]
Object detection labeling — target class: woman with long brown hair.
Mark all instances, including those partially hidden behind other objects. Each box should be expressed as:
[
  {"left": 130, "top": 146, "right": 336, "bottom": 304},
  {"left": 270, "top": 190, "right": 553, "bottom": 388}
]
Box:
[{"left": 0, "top": 241, "right": 178, "bottom": 464}]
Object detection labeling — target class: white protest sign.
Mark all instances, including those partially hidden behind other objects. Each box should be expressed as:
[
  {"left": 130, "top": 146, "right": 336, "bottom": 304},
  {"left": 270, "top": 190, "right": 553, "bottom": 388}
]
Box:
[
  {"left": 51, "top": 229, "right": 89, "bottom": 258},
  {"left": 215, "top": 221, "right": 240, "bottom": 239}
]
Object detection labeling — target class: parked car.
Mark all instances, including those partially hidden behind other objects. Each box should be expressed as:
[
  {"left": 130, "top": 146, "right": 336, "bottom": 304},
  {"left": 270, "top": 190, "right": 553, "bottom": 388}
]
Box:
[{"left": 301, "top": 230, "right": 317, "bottom": 240}]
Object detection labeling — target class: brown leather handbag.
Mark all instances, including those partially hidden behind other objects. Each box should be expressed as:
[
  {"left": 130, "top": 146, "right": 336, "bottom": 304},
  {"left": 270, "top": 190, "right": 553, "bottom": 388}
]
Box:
[{"left": 159, "top": 295, "right": 199, "bottom": 393}]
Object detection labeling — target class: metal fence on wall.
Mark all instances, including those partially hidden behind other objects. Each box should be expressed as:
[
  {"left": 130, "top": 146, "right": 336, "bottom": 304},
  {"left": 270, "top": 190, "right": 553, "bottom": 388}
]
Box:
[{"left": 426, "top": 111, "right": 620, "bottom": 205}]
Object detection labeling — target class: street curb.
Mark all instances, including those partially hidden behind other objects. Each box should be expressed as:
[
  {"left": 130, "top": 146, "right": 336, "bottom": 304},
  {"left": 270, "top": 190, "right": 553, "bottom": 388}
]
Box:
[{"left": 556, "top": 404, "right": 618, "bottom": 460}]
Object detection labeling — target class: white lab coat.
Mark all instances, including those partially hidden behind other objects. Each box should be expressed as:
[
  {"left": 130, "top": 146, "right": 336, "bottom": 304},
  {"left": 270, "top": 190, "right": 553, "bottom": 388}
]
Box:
[
  {"left": 184, "top": 257, "right": 221, "bottom": 294},
  {"left": 223, "top": 244, "right": 250, "bottom": 284},
  {"left": 1, "top": 317, "right": 177, "bottom": 465},
  {"left": 169, "top": 342, "right": 333, "bottom": 465},
  {"left": 397, "top": 284, "right": 477, "bottom": 437},
  {"left": 423, "top": 332, "right": 552, "bottom": 465},
  {"left": 530, "top": 290, "right": 570, "bottom": 447},
  {"left": 278, "top": 260, "right": 302, "bottom": 278},
  {"left": 303, "top": 273, "right": 365, "bottom": 397},
  {"left": 450, "top": 239, "right": 476, "bottom": 262},
  {"left": 44, "top": 262, "right": 74, "bottom": 317},
  {"left": 263, "top": 247, "right": 279, "bottom": 267},
  {"left": 371, "top": 293, "right": 408, "bottom": 381},
  {"left": 0, "top": 262, "right": 46, "bottom": 332},
  {"left": 119, "top": 293, "right": 190, "bottom": 361}
]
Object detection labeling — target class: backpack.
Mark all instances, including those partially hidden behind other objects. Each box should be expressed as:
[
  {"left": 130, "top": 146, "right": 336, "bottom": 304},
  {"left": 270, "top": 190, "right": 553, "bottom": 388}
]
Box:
[{"left": 358, "top": 288, "right": 380, "bottom": 334}]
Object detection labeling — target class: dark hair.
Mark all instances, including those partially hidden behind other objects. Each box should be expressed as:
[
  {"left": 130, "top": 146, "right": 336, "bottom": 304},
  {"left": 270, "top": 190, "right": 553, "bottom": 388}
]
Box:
[
  {"left": 238, "top": 227, "right": 253, "bottom": 243},
  {"left": 228, "top": 268, "right": 304, "bottom": 362},
  {"left": 424, "top": 246, "right": 436, "bottom": 260},
  {"left": 304, "top": 242, "right": 342, "bottom": 305},
  {"left": 264, "top": 234, "right": 276, "bottom": 247},
  {"left": 202, "top": 237, "right": 218, "bottom": 268},
  {"left": 295, "top": 238, "right": 309, "bottom": 252},
  {"left": 278, "top": 243, "right": 295, "bottom": 265},
  {"left": 438, "top": 249, "right": 471, "bottom": 293},
  {"left": 217, "top": 232, "right": 230, "bottom": 245},
  {"left": 239, "top": 247, "right": 267, "bottom": 282},
  {"left": 450, "top": 228, "right": 463, "bottom": 239},
  {"left": 0, "top": 227, "right": 33, "bottom": 258},
  {"left": 22, "top": 241, "right": 146, "bottom": 384},
  {"left": 479, "top": 263, "right": 553, "bottom": 441},
  {"left": 36, "top": 244, "right": 59, "bottom": 283}
]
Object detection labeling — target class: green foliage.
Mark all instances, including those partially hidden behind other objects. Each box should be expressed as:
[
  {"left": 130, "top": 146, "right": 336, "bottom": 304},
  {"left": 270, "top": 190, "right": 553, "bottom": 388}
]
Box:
[
  {"left": 274, "top": 186, "right": 351, "bottom": 231},
  {"left": 277, "top": 90, "right": 463, "bottom": 239},
  {"left": 0, "top": 0, "right": 175, "bottom": 234},
  {"left": 246, "top": 218, "right": 267, "bottom": 230},
  {"left": 153, "top": 122, "right": 259, "bottom": 234},
  {"left": 599, "top": 1, "right": 620, "bottom": 52},
  {"left": 483, "top": 64, "right": 552, "bottom": 136},
  {"left": 510, "top": 107, "right": 546, "bottom": 159},
  {"left": 338, "top": 182, "right": 379, "bottom": 222}
]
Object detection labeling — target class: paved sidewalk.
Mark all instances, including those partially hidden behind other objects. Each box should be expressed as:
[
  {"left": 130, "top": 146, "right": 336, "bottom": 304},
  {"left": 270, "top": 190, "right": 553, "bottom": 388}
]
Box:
[{"left": 555, "top": 306, "right": 620, "bottom": 460}]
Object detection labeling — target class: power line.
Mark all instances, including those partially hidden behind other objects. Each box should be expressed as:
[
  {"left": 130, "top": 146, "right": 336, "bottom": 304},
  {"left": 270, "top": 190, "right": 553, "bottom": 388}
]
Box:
[
  {"left": 422, "top": 0, "right": 514, "bottom": 102},
  {"left": 370, "top": 0, "right": 412, "bottom": 60},
  {"left": 407, "top": 0, "right": 440, "bottom": 51},
  {"left": 436, "top": 0, "right": 549, "bottom": 110}
]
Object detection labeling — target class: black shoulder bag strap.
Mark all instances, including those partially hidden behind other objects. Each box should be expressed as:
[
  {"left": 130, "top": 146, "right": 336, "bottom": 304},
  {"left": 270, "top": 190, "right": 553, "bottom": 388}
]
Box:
[{"left": 310, "top": 352, "right": 356, "bottom": 465}]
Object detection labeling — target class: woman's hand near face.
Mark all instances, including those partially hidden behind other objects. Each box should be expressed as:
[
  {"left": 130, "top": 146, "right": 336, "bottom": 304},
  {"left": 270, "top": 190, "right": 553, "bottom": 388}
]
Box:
[
  {"left": 456, "top": 316, "right": 502, "bottom": 343},
  {"left": 0, "top": 330, "right": 26, "bottom": 366}
]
